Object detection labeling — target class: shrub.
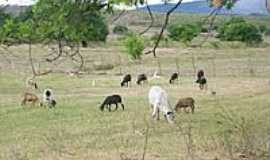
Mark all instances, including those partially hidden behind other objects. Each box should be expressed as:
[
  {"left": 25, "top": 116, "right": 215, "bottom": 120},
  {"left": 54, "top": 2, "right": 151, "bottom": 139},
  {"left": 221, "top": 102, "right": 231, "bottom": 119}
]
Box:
[
  {"left": 168, "top": 23, "right": 201, "bottom": 45},
  {"left": 113, "top": 25, "right": 128, "bottom": 35},
  {"left": 217, "top": 17, "right": 262, "bottom": 45},
  {"left": 122, "top": 33, "right": 145, "bottom": 60}
]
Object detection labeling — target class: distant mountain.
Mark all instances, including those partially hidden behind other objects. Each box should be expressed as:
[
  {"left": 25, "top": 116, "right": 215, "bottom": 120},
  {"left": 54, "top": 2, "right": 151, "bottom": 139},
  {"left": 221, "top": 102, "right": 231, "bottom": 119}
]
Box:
[
  {"left": 139, "top": 0, "right": 270, "bottom": 16},
  {"left": 1, "top": 5, "right": 29, "bottom": 16}
]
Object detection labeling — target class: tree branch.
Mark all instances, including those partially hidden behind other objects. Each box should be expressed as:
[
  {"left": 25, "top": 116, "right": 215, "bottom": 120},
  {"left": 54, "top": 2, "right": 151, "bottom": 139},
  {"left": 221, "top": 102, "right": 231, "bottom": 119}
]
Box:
[
  {"left": 111, "top": 10, "right": 127, "bottom": 23},
  {"left": 191, "top": 7, "right": 221, "bottom": 48},
  {"left": 144, "top": 0, "right": 184, "bottom": 57},
  {"left": 140, "top": 0, "right": 154, "bottom": 35}
]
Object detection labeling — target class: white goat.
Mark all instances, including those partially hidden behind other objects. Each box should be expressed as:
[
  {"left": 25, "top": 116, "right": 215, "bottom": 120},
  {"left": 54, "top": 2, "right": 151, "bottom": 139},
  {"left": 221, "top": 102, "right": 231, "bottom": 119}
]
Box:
[{"left": 148, "top": 86, "right": 174, "bottom": 123}]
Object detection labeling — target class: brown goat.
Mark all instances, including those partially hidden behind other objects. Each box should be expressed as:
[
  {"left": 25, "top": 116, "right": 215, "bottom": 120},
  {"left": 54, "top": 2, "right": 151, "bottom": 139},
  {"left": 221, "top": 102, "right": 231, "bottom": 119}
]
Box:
[
  {"left": 21, "top": 92, "right": 39, "bottom": 106},
  {"left": 174, "top": 97, "right": 195, "bottom": 113}
]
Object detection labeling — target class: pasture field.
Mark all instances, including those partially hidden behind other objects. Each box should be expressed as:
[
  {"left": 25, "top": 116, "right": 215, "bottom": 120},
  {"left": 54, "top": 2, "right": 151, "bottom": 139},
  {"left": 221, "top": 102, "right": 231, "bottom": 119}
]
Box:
[{"left": 1, "top": 13, "right": 270, "bottom": 160}]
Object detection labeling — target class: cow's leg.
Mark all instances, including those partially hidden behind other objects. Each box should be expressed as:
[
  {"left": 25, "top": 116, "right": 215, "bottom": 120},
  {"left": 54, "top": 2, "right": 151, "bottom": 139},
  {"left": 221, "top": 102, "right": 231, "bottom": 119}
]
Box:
[
  {"left": 115, "top": 103, "right": 118, "bottom": 111},
  {"left": 152, "top": 104, "right": 158, "bottom": 120},
  {"left": 121, "top": 103, "right": 125, "bottom": 110},
  {"left": 191, "top": 104, "right": 195, "bottom": 114},
  {"left": 157, "top": 108, "right": 160, "bottom": 121},
  {"left": 184, "top": 107, "right": 188, "bottom": 113},
  {"left": 108, "top": 104, "right": 111, "bottom": 112}
]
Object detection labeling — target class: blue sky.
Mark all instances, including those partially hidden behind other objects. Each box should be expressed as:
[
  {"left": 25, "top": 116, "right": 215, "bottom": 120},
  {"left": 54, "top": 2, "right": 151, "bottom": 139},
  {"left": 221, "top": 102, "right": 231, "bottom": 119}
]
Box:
[{"left": 0, "top": 0, "right": 197, "bottom": 5}]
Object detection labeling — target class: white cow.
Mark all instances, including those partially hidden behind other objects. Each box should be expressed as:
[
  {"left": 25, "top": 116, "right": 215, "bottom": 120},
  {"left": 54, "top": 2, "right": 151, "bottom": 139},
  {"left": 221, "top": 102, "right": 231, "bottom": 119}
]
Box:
[{"left": 148, "top": 86, "right": 174, "bottom": 123}]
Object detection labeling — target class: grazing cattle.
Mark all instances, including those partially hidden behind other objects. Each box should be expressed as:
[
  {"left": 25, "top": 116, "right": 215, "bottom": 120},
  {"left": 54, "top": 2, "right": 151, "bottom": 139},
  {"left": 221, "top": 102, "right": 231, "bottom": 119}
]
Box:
[
  {"left": 137, "top": 74, "right": 147, "bottom": 85},
  {"left": 169, "top": 72, "right": 179, "bottom": 84},
  {"left": 40, "top": 89, "right": 56, "bottom": 108},
  {"left": 100, "top": 94, "right": 124, "bottom": 112},
  {"left": 195, "top": 69, "right": 207, "bottom": 90},
  {"left": 148, "top": 86, "right": 174, "bottom": 123},
  {"left": 175, "top": 97, "right": 195, "bottom": 113},
  {"left": 121, "top": 74, "right": 132, "bottom": 87},
  {"left": 21, "top": 92, "right": 39, "bottom": 106}
]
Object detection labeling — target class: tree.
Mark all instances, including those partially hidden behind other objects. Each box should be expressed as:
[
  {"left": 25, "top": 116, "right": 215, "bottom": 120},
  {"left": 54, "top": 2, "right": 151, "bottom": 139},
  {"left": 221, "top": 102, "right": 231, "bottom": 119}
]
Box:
[
  {"left": 168, "top": 23, "right": 201, "bottom": 46},
  {"left": 122, "top": 33, "right": 145, "bottom": 60},
  {"left": 217, "top": 17, "right": 263, "bottom": 45}
]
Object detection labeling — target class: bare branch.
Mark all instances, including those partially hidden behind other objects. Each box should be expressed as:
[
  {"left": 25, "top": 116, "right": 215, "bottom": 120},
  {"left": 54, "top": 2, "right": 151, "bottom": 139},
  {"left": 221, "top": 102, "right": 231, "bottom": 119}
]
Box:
[
  {"left": 191, "top": 7, "right": 221, "bottom": 48},
  {"left": 144, "top": 0, "right": 184, "bottom": 57},
  {"left": 140, "top": 0, "right": 154, "bottom": 35},
  {"left": 46, "top": 39, "right": 63, "bottom": 62},
  {"left": 111, "top": 10, "right": 127, "bottom": 24}
]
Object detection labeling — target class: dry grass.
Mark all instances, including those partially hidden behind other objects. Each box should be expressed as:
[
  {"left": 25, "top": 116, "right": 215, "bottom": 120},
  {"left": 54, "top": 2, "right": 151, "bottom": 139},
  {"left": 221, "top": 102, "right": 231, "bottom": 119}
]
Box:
[{"left": 1, "top": 14, "right": 270, "bottom": 160}]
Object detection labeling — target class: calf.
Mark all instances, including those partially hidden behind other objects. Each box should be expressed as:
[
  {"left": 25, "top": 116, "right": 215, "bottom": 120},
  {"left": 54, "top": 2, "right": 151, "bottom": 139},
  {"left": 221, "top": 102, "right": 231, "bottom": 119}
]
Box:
[
  {"left": 100, "top": 94, "right": 124, "bottom": 111},
  {"left": 169, "top": 72, "right": 179, "bottom": 84},
  {"left": 121, "top": 74, "right": 132, "bottom": 87},
  {"left": 21, "top": 92, "right": 39, "bottom": 106},
  {"left": 148, "top": 86, "right": 174, "bottom": 123},
  {"left": 137, "top": 74, "right": 147, "bottom": 85},
  {"left": 175, "top": 97, "right": 195, "bottom": 113}
]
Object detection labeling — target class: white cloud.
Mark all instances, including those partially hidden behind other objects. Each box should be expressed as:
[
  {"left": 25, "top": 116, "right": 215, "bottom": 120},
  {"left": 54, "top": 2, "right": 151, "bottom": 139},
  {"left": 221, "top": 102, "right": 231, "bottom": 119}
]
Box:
[{"left": 0, "top": 0, "right": 197, "bottom": 5}]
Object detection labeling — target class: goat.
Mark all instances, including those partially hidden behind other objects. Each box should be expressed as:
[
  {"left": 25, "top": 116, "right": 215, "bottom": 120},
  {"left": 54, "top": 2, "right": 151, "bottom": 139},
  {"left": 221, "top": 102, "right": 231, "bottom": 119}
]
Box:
[
  {"left": 100, "top": 94, "right": 124, "bottom": 112},
  {"left": 121, "top": 74, "right": 132, "bottom": 87},
  {"left": 195, "top": 69, "right": 207, "bottom": 90},
  {"left": 26, "top": 77, "right": 38, "bottom": 90},
  {"left": 137, "top": 74, "right": 147, "bottom": 85},
  {"left": 21, "top": 92, "right": 39, "bottom": 106},
  {"left": 197, "top": 69, "right": 204, "bottom": 80},
  {"left": 40, "top": 89, "right": 56, "bottom": 108},
  {"left": 148, "top": 86, "right": 174, "bottom": 123},
  {"left": 169, "top": 72, "right": 179, "bottom": 84},
  {"left": 174, "top": 97, "right": 195, "bottom": 113}
]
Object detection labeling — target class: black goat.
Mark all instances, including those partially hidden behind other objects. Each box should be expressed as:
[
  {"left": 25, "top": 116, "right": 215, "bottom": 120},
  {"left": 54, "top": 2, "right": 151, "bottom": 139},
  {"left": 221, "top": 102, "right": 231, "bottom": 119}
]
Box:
[
  {"left": 100, "top": 95, "right": 125, "bottom": 111},
  {"left": 169, "top": 73, "right": 179, "bottom": 84},
  {"left": 196, "top": 69, "right": 204, "bottom": 81},
  {"left": 121, "top": 74, "right": 132, "bottom": 87},
  {"left": 136, "top": 74, "right": 147, "bottom": 85},
  {"left": 195, "top": 70, "right": 207, "bottom": 90}
]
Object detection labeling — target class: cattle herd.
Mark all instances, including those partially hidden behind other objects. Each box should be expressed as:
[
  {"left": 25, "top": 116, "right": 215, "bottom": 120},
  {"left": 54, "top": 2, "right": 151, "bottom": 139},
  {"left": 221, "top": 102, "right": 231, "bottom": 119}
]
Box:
[{"left": 22, "top": 70, "right": 208, "bottom": 123}]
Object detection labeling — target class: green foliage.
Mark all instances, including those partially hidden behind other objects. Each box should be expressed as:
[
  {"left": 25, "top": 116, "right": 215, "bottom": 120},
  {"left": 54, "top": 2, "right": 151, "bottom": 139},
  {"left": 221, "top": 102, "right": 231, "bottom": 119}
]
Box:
[
  {"left": 217, "top": 17, "right": 262, "bottom": 45},
  {"left": 0, "top": 9, "right": 10, "bottom": 27},
  {"left": 167, "top": 23, "right": 201, "bottom": 45},
  {"left": 113, "top": 25, "right": 128, "bottom": 35},
  {"left": 122, "top": 33, "right": 145, "bottom": 60},
  {"left": 0, "top": 18, "right": 19, "bottom": 44},
  {"left": 258, "top": 24, "right": 270, "bottom": 36},
  {"left": 32, "top": 0, "right": 108, "bottom": 43}
]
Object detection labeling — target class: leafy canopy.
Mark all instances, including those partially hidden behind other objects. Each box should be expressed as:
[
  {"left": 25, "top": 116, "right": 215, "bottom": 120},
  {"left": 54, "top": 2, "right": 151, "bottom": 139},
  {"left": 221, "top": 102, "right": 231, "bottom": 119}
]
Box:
[
  {"left": 122, "top": 33, "right": 145, "bottom": 60},
  {"left": 168, "top": 23, "right": 201, "bottom": 45}
]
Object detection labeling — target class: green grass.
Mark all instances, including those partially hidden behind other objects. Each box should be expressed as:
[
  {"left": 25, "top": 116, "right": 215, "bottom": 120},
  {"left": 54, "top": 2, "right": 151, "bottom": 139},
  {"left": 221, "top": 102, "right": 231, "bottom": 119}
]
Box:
[{"left": 1, "top": 12, "right": 270, "bottom": 159}]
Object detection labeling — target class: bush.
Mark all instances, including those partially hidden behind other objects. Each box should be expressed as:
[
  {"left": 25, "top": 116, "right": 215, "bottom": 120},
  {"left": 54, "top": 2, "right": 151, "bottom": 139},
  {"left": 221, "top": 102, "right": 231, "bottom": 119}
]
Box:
[
  {"left": 167, "top": 23, "right": 201, "bottom": 45},
  {"left": 113, "top": 25, "right": 128, "bottom": 35},
  {"left": 217, "top": 17, "right": 262, "bottom": 45},
  {"left": 122, "top": 33, "right": 145, "bottom": 60}
]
